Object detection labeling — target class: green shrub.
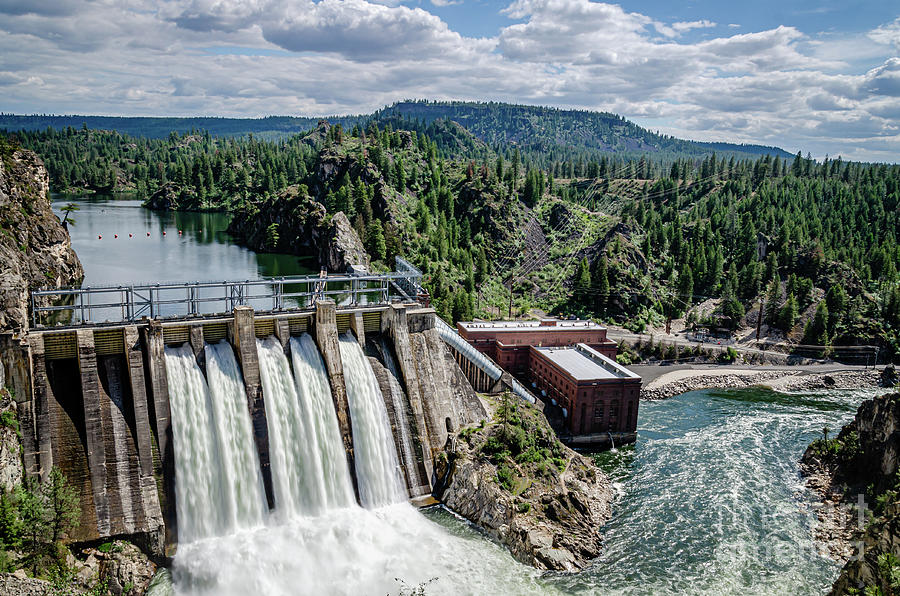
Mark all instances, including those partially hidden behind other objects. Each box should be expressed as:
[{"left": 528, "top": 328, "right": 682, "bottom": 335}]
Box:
[
  {"left": 0, "top": 411, "right": 17, "bottom": 432},
  {"left": 496, "top": 463, "right": 514, "bottom": 491},
  {"left": 517, "top": 502, "right": 531, "bottom": 513}
]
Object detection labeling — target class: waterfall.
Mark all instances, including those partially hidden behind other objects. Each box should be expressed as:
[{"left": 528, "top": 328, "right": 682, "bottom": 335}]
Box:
[
  {"left": 289, "top": 333, "right": 355, "bottom": 508},
  {"left": 338, "top": 333, "right": 406, "bottom": 507},
  {"left": 165, "top": 343, "right": 266, "bottom": 541},
  {"left": 203, "top": 341, "right": 267, "bottom": 528},
  {"left": 257, "top": 336, "right": 354, "bottom": 515},
  {"left": 377, "top": 336, "right": 426, "bottom": 495},
  {"left": 164, "top": 345, "right": 227, "bottom": 541}
]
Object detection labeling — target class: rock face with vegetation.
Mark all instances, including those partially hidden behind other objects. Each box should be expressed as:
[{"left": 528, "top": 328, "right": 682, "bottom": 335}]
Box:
[
  {"left": 0, "top": 138, "right": 83, "bottom": 332},
  {"left": 434, "top": 394, "right": 613, "bottom": 572},
  {"left": 800, "top": 392, "right": 900, "bottom": 594},
  {"left": 227, "top": 184, "right": 369, "bottom": 272}
]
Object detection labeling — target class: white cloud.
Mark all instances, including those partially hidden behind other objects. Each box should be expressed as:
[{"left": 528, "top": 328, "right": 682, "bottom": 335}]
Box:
[
  {"left": 671, "top": 19, "right": 717, "bottom": 34},
  {"left": 869, "top": 17, "right": 900, "bottom": 49},
  {"left": 0, "top": 0, "right": 897, "bottom": 160}
]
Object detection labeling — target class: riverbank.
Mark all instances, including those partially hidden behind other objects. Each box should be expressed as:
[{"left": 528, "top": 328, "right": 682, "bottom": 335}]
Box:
[{"left": 640, "top": 366, "right": 883, "bottom": 400}]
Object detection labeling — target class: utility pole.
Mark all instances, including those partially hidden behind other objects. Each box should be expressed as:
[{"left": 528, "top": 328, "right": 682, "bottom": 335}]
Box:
[
  {"left": 756, "top": 299, "right": 763, "bottom": 341},
  {"left": 507, "top": 279, "right": 513, "bottom": 320}
]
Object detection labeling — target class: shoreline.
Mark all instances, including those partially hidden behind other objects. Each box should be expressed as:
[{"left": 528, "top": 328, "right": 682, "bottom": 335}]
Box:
[{"left": 640, "top": 367, "right": 884, "bottom": 400}]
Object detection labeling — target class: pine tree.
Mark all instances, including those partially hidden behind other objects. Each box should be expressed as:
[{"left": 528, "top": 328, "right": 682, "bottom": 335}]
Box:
[
  {"left": 574, "top": 257, "right": 591, "bottom": 306},
  {"left": 593, "top": 256, "right": 610, "bottom": 312}
]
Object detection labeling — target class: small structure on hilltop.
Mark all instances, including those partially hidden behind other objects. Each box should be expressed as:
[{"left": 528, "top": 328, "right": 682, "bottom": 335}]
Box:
[{"left": 456, "top": 319, "right": 640, "bottom": 447}]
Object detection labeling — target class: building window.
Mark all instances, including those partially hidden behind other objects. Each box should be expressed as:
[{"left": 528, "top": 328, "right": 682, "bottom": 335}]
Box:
[
  {"left": 593, "top": 404, "right": 603, "bottom": 421},
  {"left": 610, "top": 400, "right": 619, "bottom": 421}
]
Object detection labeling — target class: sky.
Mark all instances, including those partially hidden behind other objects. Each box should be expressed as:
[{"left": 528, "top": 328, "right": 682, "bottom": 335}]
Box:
[{"left": 1, "top": 0, "right": 899, "bottom": 161}]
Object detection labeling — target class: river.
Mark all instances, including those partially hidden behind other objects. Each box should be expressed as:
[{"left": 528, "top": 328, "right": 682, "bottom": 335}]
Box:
[{"left": 57, "top": 196, "right": 867, "bottom": 595}]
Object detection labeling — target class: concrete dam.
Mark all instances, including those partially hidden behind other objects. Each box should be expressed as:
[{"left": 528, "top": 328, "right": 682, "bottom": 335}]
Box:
[{"left": 1, "top": 300, "right": 503, "bottom": 555}]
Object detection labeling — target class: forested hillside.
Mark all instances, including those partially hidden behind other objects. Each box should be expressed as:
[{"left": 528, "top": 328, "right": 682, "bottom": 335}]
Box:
[
  {"left": 376, "top": 100, "right": 794, "bottom": 166},
  {"left": 2, "top": 100, "right": 791, "bottom": 163},
  {"left": 3, "top": 117, "right": 898, "bottom": 361}
]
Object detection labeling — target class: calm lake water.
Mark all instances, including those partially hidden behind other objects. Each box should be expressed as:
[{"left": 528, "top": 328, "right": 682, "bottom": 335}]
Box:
[
  {"left": 58, "top": 195, "right": 864, "bottom": 595},
  {"left": 52, "top": 194, "right": 315, "bottom": 287}
]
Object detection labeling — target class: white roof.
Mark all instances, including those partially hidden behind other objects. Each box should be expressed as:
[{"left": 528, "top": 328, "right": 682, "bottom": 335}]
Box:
[
  {"left": 533, "top": 344, "right": 640, "bottom": 382},
  {"left": 458, "top": 319, "right": 605, "bottom": 333}
]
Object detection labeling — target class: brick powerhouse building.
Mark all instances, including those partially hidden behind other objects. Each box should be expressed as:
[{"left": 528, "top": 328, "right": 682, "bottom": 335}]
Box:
[
  {"left": 457, "top": 319, "right": 640, "bottom": 444},
  {"left": 530, "top": 344, "right": 641, "bottom": 439},
  {"left": 456, "top": 319, "right": 617, "bottom": 379}
]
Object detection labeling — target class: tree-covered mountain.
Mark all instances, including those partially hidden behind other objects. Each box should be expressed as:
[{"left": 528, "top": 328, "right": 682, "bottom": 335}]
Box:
[
  {"left": 376, "top": 100, "right": 794, "bottom": 164},
  {"left": 1, "top": 99, "right": 793, "bottom": 163},
  {"left": 3, "top": 117, "right": 897, "bottom": 361}
]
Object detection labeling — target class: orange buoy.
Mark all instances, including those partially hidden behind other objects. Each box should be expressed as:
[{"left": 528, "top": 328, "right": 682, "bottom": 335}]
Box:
[
  {"left": 129, "top": 234, "right": 133, "bottom": 238},
  {"left": 98, "top": 235, "right": 102, "bottom": 239},
  {"left": 163, "top": 231, "right": 166, "bottom": 236},
  {"left": 114, "top": 234, "right": 118, "bottom": 238},
  {"left": 147, "top": 232, "right": 150, "bottom": 236}
]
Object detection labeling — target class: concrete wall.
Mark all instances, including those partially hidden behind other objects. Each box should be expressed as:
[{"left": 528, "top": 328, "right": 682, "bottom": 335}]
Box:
[
  {"left": 228, "top": 306, "right": 275, "bottom": 510},
  {"left": 313, "top": 300, "right": 359, "bottom": 501}
]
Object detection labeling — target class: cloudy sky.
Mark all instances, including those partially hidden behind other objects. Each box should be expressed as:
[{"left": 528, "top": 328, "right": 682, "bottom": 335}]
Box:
[{"left": 1, "top": 0, "right": 898, "bottom": 161}]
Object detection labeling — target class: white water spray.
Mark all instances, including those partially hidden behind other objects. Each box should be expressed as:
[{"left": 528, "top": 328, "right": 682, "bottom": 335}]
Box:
[
  {"left": 203, "top": 341, "right": 267, "bottom": 528},
  {"left": 164, "top": 345, "right": 227, "bottom": 541},
  {"left": 338, "top": 332, "right": 406, "bottom": 507},
  {"left": 288, "top": 333, "right": 355, "bottom": 508}
]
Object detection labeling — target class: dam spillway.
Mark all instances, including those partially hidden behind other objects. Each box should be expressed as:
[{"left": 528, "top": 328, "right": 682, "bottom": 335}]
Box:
[
  {"left": 5, "top": 300, "right": 491, "bottom": 556},
  {"left": 339, "top": 332, "right": 407, "bottom": 507}
]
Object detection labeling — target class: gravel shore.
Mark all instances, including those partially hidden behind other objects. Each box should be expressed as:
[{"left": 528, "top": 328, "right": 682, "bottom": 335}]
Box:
[{"left": 641, "top": 368, "right": 882, "bottom": 400}]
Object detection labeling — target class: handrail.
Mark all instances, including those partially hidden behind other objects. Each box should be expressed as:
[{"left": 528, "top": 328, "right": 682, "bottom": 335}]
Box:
[
  {"left": 31, "top": 257, "right": 422, "bottom": 327},
  {"left": 434, "top": 317, "right": 537, "bottom": 404}
]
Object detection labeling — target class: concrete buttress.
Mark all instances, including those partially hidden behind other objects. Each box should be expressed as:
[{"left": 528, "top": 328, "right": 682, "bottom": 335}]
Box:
[
  {"left": 229, "top": 306, "right": 275, "bottom": 510},
  {"left": 313, "top": 300, "right": 360, "bottom": 502}
]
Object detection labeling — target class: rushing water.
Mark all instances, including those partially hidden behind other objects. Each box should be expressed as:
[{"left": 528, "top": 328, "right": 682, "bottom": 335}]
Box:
[
  {"left": 288, "top": 333, "right": 356, "bottom": 508},
  {"left": 377, "top": 335, "right": 428, "bottom": 496},
  {"left": 257, "top": 335, "right": 355, "bottom": 515},
  {"left": 163, "top": 345, "right": 227, "bottom": 541},
  {"left": 203, "top": 341, "right": 268, "bottom": 529},
  {"left": 339, "top": 332, "right": 407, "bottom": 507},
  {"left": 565, "top": 387, "right": 879, "bottom": 595}
]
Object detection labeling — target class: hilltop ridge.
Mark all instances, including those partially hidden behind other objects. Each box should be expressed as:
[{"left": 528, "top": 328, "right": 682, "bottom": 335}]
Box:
[{"left": 0, "top": 100, "right": 792, "bottom": 162}]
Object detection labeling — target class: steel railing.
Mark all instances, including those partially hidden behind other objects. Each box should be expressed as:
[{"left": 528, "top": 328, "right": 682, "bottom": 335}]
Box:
[
  {"left": 434, "top": 317, "right": 537, "bottom": 404},
  {"left": 31, "top": 257, "right": 423, "bottom": 327}
]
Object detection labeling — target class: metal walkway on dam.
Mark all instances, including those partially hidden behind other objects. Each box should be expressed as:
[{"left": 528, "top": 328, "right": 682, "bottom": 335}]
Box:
[{"left": 30, "top": 257, "right": 427, "bottom": 328}]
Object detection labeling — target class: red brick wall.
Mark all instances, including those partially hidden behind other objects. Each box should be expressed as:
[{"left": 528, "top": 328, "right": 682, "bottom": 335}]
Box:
[{"left": 529, "top": 348, "right": 640, "bottom": 436}]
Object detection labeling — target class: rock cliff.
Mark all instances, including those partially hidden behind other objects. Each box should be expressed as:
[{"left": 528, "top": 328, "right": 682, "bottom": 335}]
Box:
[
  {"left": 227, "top": 184, "right": 369, "bottom": 272},
  {"left": 800, "top": 392, "right": 900, "bottom": 594},
  {"left": 0, "top": 140, "right": 83, "bottom": 332},
  {"left": 434, "top": 394, "right": 613, "bottom": 572}
]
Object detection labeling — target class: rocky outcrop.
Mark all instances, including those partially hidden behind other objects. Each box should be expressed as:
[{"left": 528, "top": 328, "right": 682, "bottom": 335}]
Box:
[
  {"left": 0, "top": 390, "right": 23, "bottom": 492},
  {"left": 434, "top": 396, "right": 613, "bottom": 572},
  {"left": 144, "top": 182, "right": 189, "bottom": 211},
  {"left": 227, "top": 185, "right": 369, "bottom": 272},
  {"left": 74, "top": 541, "right": 157, "bottom": 596},
  {"left": 0, "top": 143, "right": 83, "bottom": 331},
  {"left": 800, "top": 393, "right": 900, "bottom": 594},
  {"left": 0, "top": 571, "right": 52, "bottom": 595}
]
